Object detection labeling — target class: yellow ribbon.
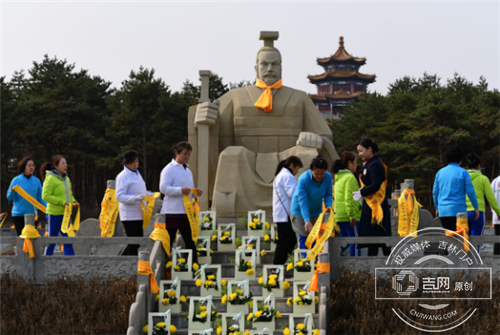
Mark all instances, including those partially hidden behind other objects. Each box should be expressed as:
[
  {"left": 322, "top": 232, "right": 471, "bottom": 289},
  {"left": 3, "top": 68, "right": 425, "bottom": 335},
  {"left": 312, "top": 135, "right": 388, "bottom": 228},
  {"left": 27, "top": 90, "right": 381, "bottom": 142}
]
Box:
[
  {"left": 305, "top": 208, "right": 339, "bottom": 261},
  {"left": 61, "top": 203, "right": 80, "bottom": 237},
  {"left": 12, "top": 185, "right": 47, "bottom": 221},
  {"left": 137, "top": 260, "right": 159, "bottom": 293},
  {"left": 142, "top": 192, "right": 161, "bottom": 229},
  {"left": 398, "top": 189, "right": 420, "bottom": 237},
  {"left": 309, "top": 262, "right": 330, "bottom": 293},
  {"left": 0, "top": 213, "right": 7, "bottom": 228},
  {"left": 254, "top": 79, "right": 283, "bottom": 112},
  {"left": 99, "top": 189, "right": 119, "bottom": 237},
  {"left": 150, "top": 222, "right": 171, "bottom": 257},
  {"left": 359, "top": 162, "right": 388, "bottom": 226},
  {"left": 183, "top": 189, "right": 200, "bottom": 242},
  {"left": 445, "top": 217, "right": 470, "bottom": 252},
  {"left": 20, "top": 225, "right": 41, "bottom": 258}
]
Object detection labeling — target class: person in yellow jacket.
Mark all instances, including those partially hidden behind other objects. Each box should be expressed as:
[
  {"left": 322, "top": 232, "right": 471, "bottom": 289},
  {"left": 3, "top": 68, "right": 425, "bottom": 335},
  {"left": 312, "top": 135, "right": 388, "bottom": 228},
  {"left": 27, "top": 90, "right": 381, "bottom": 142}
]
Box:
[{"left": 42, "top": 155, "right": 78, "bottom": 256}]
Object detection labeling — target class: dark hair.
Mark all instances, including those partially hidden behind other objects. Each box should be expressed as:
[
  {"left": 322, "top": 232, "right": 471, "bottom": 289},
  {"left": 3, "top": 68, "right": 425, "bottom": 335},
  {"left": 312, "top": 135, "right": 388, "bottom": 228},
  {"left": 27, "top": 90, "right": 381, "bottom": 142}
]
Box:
[
  {"left": 172, "top": 141, "right": 193, "bottom": 156},
  {"left": 467, "top": 153, "right": 481, "bottom": 169},
  {"left": 122, "top": 150, "right": 139, "bottom": 165},
  {"left": 332, "top": 152, "right": 357, "bottom": 174},
  {"left": 310, "top": 156, "right": 328, "bottom": 171},
  {"left": 52, "top": 154, "right": 65, "bottom": 167},
  {"left": 275, "top": 156, "right": 303, "bottom": 176},
  {"left": 40, "top": 155, "right": 65, "bottom": 177},
  {"left": 18, "top": 156, "right": 34, "bottom": 174},
  {"left": 444, "top": 146, "right": 464, "bottom": 165},
  {"left": 357, "top": 138, "right": 379, "bottom": 154}
]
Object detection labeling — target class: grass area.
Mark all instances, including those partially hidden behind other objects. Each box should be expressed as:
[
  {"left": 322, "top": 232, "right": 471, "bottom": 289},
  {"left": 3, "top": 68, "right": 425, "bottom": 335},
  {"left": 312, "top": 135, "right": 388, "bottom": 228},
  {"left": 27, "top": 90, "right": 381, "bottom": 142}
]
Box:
[{"left": 1, "top": 274, "right": 136, "bottom": 335}]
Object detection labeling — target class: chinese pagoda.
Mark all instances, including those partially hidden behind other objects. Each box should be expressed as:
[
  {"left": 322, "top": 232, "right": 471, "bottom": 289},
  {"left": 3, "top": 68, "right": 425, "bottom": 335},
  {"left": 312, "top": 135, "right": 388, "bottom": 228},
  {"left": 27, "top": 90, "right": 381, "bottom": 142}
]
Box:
[{"left": 308, "top": 36, "right": 376, "bottom": 119}]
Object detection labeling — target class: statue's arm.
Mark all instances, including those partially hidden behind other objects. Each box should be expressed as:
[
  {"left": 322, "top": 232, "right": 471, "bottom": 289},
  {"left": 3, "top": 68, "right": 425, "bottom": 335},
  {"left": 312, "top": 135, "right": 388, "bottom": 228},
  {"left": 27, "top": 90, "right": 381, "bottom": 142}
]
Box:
[{"left": 218, "top": 93, "right": 234, "bottom": 152}]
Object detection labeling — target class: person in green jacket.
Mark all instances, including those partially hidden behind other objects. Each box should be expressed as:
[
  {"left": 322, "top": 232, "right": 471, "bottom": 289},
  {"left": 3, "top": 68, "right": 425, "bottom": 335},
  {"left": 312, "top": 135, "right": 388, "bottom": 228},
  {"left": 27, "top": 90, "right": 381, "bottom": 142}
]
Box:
[
  {"left": 465, "top": 154, "right": 500, "bottom": 244},
  {"left": 332, "top": 152, "right": 361, "bottom": 256},
  {"left": 42, "top": 155, "right": 78, "bottom": 256}
]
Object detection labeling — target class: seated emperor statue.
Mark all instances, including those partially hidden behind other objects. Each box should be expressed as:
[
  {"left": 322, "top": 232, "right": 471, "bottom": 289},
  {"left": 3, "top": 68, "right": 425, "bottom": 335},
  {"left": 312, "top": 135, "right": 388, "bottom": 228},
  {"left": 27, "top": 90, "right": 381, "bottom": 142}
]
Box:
[{"left": 188, "top": 31, "right": 339, "bottom": 216}]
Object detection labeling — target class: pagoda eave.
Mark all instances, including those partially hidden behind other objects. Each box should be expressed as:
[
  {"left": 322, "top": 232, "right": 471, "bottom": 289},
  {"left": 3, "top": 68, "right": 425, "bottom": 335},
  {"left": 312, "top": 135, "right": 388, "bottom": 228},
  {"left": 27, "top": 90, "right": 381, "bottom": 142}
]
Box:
[{"left": 316, "top": 58, "right": 366, "bottom": 67}]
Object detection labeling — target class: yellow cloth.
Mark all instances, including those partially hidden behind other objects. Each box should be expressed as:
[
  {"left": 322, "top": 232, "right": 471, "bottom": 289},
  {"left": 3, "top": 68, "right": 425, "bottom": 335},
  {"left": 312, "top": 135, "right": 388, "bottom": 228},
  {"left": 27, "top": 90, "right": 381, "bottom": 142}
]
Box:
[
  {"left": 61, "top": 203, "right": 80, "bottom": 237},
  {"left": 150, "top": 222, "right": 171, "bottom": 257},
  {"left": 142, "top": 192, "right": 161, "bottom": 229},
  {"left": 12, "top": 185, "right": 47, "bottom": 221},
  {"left": 359, "top": 161, "right": 388, "bottom": 226},
  {"left": 0, "top": 213, "right": 7, "bottom": 228},
  {"left": 398, "top": 189, "right": 420, "bottom": 237},
  {"left": 20, "top": 225, "right": 41, "bottom": 258},
  {"left": 445, "top": 217, "right": 470, "bottom": 252},
  {"left": 305, "top": 208, "right": 339, "bottom": 261},
  {"left": 183, "top": 189, "right": 200, "bottom": 242},
  {"left": 99, "top": 189, "right": 119, "bottom": 237},
  {"left": 254, "top": 79, "right": 283, "bottom": 112},
  {"left": 309, "top": 262, "right": 330, "bottom": 293},
  {"left": 137, "top": 260, "right": 159, "bottom": 293}
]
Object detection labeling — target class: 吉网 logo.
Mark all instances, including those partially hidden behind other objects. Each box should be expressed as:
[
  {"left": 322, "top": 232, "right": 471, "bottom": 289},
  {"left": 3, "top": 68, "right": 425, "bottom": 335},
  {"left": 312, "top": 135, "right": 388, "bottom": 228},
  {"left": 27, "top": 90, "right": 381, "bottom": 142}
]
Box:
[{"left": 376, "top": 228, "right": 492, "bottom": 332}]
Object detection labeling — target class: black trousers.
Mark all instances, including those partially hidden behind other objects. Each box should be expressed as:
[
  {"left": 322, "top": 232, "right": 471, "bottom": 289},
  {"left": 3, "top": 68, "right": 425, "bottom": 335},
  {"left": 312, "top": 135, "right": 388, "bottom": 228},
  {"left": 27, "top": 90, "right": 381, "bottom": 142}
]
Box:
[
  {"left": 495, "top": 225, "right": 500, "bottom": 255},
  {"left": 368, "top": 245, "right": 391, "bottom": 256},
  {"left": 167, "top": 226, "right": 199, "bottom": 265},
  {"left": 122, "top": 220, "right": 143, "bottom": 256},
  {"left": 12, "top": 216, "right": 25, "bottom": 236},
  {"left": 440, "top": 216, "right": 457, "bottom": 231},
  {"left": 273, "top": 218, "right": 297, "bottom": 264}
]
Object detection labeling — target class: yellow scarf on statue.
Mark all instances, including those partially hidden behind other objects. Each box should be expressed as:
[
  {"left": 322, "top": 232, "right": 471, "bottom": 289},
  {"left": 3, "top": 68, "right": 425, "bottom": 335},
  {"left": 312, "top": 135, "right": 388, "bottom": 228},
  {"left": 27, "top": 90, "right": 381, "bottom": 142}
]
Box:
[
  {"left": 20, "top": 225, "right": 41, "bottom": 258},
  {"left": 254, "top": 79, "right": 282, "bottom": 112},
  {"left": 150, "top": 222, "right": 171, "bottom": 257},
  {"left": 359, "top": 161, "right": 388, "bottom": 227}
]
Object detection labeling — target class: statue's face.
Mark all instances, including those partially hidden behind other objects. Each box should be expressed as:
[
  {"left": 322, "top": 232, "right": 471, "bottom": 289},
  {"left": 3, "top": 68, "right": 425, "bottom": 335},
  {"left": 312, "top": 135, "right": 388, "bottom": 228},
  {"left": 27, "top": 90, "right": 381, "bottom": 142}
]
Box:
[{"left": 255, "top": 50, "right": 282, "bottom": 86}]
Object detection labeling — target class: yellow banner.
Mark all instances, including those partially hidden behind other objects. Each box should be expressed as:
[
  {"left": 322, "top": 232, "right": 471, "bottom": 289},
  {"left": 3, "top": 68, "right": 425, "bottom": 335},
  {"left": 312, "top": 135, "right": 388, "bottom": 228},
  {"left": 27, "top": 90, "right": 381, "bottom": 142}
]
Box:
[
  {"left": 61, "top": 203, "right": 80, "bottom": 237},
  {"left": 183, "top": 189, "right": 200, "bottom": 242},
  {"left": 99, "top": 189, "right": 119, "bottom": 237},
  {"left": 142, "top": 192, "right": 160, "bottom": 229},
  {"left": 397, "top": 190, "right": 420, "bottom": 237},
  {"left": 0, "top": 213, "right": 7, "bottom": 228},
  {"left": 445, "top": 217, "right": 470, "bottom": 252},
  {"left": 12, "top": 185, "right": 47, "bottom": 220},
  {"left": 305, "top": 208, "right": 338, "bottom": 261},
  {"left": 359, "top": 162, "right": 387, "bottom": 226},
  {"left": 150, "top": 222, "right": 171, "bottom": 257},
  {"left": 20, "top": 225, "right": 41, "bottom": 258}
]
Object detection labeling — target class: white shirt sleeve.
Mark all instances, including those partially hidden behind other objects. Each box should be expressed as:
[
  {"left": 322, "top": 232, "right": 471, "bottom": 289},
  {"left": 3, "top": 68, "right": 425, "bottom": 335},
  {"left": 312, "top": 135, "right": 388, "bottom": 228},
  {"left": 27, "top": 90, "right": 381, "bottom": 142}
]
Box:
[
  {"left": 283, "top": 173, "right": 296, "bottom": 199},
  {"left": 116, "top": 174, "right": 138, "bottom": 204},
  {"left": 160, "top": 165, "right": 183, "bottom": 196}
]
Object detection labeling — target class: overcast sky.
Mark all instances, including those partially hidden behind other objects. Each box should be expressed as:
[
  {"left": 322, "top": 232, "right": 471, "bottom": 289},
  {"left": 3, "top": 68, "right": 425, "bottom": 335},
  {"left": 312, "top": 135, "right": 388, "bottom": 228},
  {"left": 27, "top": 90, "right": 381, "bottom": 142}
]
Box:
[{"left": 2, "top": 1, "right": 499, "bottom": 95}]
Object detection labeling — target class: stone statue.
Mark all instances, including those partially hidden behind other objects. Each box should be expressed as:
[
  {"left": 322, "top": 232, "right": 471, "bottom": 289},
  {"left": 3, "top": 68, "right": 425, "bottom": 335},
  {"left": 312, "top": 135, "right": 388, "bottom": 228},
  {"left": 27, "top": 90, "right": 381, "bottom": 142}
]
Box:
[{"left": 188, "top": 31, "right": 339, "bottom": 216}]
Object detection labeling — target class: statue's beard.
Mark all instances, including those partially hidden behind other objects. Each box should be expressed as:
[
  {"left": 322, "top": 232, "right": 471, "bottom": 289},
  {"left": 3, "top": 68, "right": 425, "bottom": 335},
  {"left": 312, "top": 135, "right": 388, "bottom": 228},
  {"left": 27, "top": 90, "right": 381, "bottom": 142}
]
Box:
[{"left": 260, "top": 74, "right": 280, "bottom": 86}]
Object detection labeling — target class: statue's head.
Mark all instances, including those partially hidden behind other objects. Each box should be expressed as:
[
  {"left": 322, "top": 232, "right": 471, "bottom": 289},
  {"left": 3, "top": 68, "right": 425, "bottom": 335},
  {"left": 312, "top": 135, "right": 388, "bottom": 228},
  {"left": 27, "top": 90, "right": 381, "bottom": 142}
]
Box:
[{"left": 255, "top": 31, "right": 282, "bottom": 86}]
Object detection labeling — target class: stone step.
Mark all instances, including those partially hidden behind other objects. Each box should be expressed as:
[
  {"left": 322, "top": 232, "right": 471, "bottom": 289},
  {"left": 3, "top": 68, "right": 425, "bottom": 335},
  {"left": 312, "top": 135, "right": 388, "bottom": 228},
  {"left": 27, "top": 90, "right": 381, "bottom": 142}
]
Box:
[
  {"left": 207, "top": 251, "right": 277, "bottom": 263},
  {"left": 171, "top": 264, "right": 301, "bottom": 280}
]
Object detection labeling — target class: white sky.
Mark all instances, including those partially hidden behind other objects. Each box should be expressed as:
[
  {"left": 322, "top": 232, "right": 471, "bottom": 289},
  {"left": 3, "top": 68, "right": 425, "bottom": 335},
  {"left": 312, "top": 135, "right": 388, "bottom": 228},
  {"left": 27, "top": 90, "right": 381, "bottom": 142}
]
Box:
[{"left": 1, "top": 1, "right": 499, "bottom": 95}]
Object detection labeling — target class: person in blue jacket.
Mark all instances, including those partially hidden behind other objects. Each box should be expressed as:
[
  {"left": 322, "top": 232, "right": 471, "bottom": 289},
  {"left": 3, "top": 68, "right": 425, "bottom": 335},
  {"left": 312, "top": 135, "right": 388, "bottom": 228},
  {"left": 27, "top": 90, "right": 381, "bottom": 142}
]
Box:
[
  {"left": 6, "top": 157, "right": 46, "bottom": 235},
  {"left": 433, "top": 146, "right": 479, "bottom": 231},
  {"left": 291, "top": 156, "right": 333, "bottom": 250}
]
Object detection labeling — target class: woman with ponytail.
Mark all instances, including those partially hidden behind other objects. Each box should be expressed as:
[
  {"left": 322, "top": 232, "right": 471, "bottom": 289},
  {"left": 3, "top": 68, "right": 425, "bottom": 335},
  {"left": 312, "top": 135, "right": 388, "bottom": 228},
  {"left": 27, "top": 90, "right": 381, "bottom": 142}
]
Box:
[
  {"left": 465, "top": 153, "right": 500, "bottom": 240},
  {"left": 332, "top": 152, "right": 361, "bottom": 256},
  {"left": 272, "top": 156, "right": 303, "bottom": 264}
]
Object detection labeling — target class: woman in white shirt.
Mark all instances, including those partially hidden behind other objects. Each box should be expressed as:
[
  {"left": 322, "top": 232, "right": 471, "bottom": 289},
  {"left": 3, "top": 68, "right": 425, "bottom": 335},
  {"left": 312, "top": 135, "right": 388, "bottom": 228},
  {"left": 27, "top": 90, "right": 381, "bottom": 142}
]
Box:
[
  {"left": 160, "top": 141, "right": 203, "bottom": 264},
  {"left": 272, "top": 156, "right": 303, "bottom": 264},
  {"left": 115, "top": 150, "right": 150, "bottom": 255}
]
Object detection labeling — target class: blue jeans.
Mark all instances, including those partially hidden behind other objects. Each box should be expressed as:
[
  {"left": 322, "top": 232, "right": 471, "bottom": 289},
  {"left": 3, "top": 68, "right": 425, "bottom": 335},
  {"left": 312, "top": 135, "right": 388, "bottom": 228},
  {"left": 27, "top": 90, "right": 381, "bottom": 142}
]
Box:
[
  {"left": 44, "top": 214, "right": 75, "bottom": 256},
  {"left": 337, "top": 221, "right": 361, "bottom": 256},
  {"left": 468, "top": 211, "right": 485, "bottom": 252}
]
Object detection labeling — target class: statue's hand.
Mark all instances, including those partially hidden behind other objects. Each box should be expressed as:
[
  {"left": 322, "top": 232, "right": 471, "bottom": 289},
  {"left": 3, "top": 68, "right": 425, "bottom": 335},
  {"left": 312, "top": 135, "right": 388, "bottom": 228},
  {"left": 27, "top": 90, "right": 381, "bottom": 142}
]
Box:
[
  {"left": 195, "top": 100, "right": 219, "bottom": 126},
  {"left": 296, "top": 132, "right": 323, "bottom": 149}
]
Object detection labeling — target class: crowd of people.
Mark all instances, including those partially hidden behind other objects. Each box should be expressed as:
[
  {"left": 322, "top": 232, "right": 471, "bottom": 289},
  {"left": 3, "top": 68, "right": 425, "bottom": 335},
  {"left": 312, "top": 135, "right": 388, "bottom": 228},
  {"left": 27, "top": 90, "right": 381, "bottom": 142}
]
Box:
[{"left": 5, "top": 139, "right": 500, "bottom": 261}]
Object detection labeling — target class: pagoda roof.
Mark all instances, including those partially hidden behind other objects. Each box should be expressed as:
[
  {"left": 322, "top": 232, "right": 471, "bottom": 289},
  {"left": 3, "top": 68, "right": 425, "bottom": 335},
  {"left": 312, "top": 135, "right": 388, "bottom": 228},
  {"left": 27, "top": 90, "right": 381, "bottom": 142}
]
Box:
[
  {"left": 308, "top": 69, "right": 376, "bottom": 83},
  {"left": 310, "top": 89, "right": 362, "bottom": 101},
  {"left": 317, "top": 36, "right": 366, "bottom": 65}
]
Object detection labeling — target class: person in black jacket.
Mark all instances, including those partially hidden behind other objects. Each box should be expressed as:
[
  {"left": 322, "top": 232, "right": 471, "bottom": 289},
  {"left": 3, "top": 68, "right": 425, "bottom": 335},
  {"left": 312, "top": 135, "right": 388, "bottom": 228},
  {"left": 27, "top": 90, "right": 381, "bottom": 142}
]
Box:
[{"left": 353, "top": 139, "right": 391, "bottom": 256}]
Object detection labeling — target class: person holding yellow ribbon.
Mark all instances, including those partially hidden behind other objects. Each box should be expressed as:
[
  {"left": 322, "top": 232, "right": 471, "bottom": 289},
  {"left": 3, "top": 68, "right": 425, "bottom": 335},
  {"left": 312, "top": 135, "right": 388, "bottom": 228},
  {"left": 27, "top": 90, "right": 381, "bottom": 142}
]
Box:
[
  {"left": 6, "top": 157, "right": 46, "bottom": 235},
  {"left": 160, "top": 142, "right": 202, "bottom": 265},
  {"left": 42, "top": 155, "right": 78, "bottom": 256},
  {"left": 354, "top": 139, "right": 391, "bottom": 256},
  {"left": 116, "top": 150, "right": 153, "bottom": 256}
]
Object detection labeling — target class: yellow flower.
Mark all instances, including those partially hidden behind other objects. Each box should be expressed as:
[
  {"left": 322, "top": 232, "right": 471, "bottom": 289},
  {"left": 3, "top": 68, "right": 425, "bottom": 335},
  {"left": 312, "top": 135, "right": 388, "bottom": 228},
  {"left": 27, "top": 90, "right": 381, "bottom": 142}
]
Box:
[
  {"left": 293, "top": 297, "right": 302, "bottom": 304},
  {"left": 244, "top": 332, "right": 251, "bottom": 335},
  {"left": 195, "top": 279, "right": 202, "bottom": 287},
  {"left": 162, "top": 298, "right": 170, "bottom": 305},
  {"left": 283, "top": 328, "right": 290, "bottom": 335},
  {"left": 258, "top": 277, "right": 264, "bottom": 285},
  {"left": 224, "top": 231, "right": 231, "bottom": 236},
  {"left": 221, "top": 236, "right": 227, "bottom": 241},
  {"left": 142, "top": 325, "right": 148, "bottom": 334},
  {"left": 268, "top": 278, "right": 277, "bottom": 286},
  {"left": 287, "top": 297, "right": 292, "bottom": 306},
  {"left": 315, "top": 296, "right": 319, "bottom": 304},
  {"left": 286, "top": 263, "right": 294, "bottom": 271},
  {"left": 298, "top": 332, "right": 304, "bottom": 335},
  {"left": 210, "top": 249, "right": 214, "bottom": 254},
  {"left": 179, "top": 258, "right": 186, "bottom": 264},
  {"left": 236, "top": 289, "right": 243, "bottom": 295},
  {"left": 265, "top": 222, "right": 270, "bottom": 229},
  {"left": 211, "top": 234, "right": 217, "bottom": 241},
  {"left": 263, "top": 304, "right": 268, "bottom": 309},
  {"left": 247, "top": 260, "right": 252, "bottom": 266},
  {"left": 217, "top": 326, "right": 222, "bottom": 335},
  {"left": 221, "top": 279, "right": 227, "bottom": 286},
  {"left": 249, "top": 222, "right": 256, "bottom": 229},
  {"left": 283, "top": 281, "right": 290, "bottom": 290},
  {"left": 192, "top": 263, "right": 199, "bottom": 271},
  {"left": 276, "top": 311, "right": 282, "bottom": 318},
  {"left": 296, "top": 323, "right": 305, "bottom": 329},
  {"left": 255, "top": 310, "right": 263, "bottom": 318},
  {"left": 313, "top": 330, "right": 320, "bottom": 335},
  {"left": 248, "top": 301, "right": 253, "bottom": 309},
  {"left": 200, "top": 311, "right": 207, "bottom": 318},
  {"left": 200, "top": 306, "right": 207, "bottom": 311},
  {"left": 229, "top": 293, "right": 237, "bottom": 301},
  {"left": 204, "top": 217, "right": 210, "bottom": 222},
  {"left": 180, "top": 295, "right": 187, "bottom": 303},
  {"left": 173, "top": 266, "right": 180, "bottom": 271},
  {"left": 264, "top": 234, "right": 270, "bottom": 242},
  {"left": 170, "top": 325, "right": 177, "bottom": 333},
  {"left": 269, "top": 274, "right": 278, "bottom": 279},
  {"left": 207, "top": 274, "right": 215, "bottom": 280},
  {"left": 260, "top": 250, "right": 266, "bottom": 257},
  {"left": 299, "top": 290, "right": 307, "bottom": 296},
  {"left": 166, "top": 261, "right": 173, "bottom": 268},
  {"left": 296, "top": 261, "right": 304, "bottom": 267},
  {"left": 275, "top": 236, "right": 279, "bottom": 241},
  {"left": 246, "top": 269, "right": 255, "bottom": 275},
  {"left": 167, "top": 289, "right": 176, "bottom": 297},
  {"left": 156, "top": 322, "right": 166, "bottom": 328},
  {"left": 247, "top": 313, "right": 254, "bottom": 321},
  {"left": 222, "top": 294, "right": 228, "bottom": 304},
  {"left": 253, "top": 218, "right": 259, "bottom": 223},
  {"left": 205, "top": 280, "right": 213, "bottom": 286},
  {"left": 247, "top": 244, "right": 254, "bottom": 249},
  {"left": 155, "top": 294, "right": 159, "bottom": 302}
]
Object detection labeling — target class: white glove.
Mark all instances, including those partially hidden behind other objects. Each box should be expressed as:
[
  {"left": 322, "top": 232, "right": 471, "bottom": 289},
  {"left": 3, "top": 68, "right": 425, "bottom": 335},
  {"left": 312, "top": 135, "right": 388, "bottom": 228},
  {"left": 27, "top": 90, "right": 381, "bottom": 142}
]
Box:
[
  {"left": 135, "top": 195, "right": 145, "bottom": 202},
  {"left": 352, "top": 191, "right": 362, "bottom": 202}
]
